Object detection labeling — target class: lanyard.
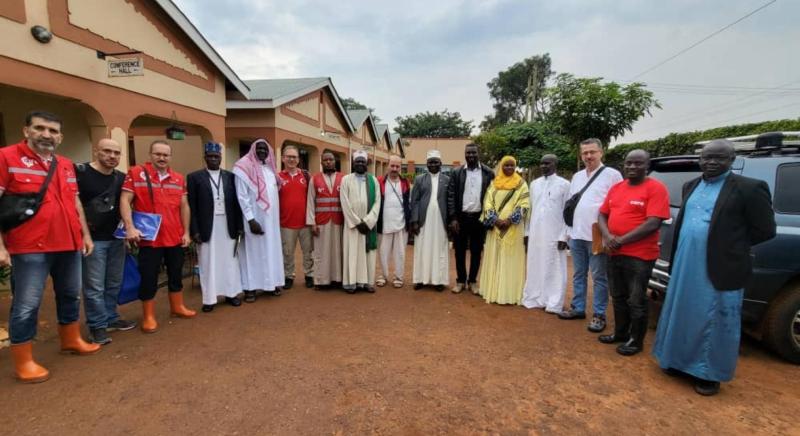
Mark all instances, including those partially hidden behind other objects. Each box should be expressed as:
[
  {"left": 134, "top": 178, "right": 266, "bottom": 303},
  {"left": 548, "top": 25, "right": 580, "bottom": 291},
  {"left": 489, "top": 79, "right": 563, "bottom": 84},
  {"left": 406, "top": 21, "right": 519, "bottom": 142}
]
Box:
[
  {"left": 209, "top": 172, "right": 222, "bottom": 199},
  {"left": 387, "top": 179, "right": 402, "bottom": 204}
]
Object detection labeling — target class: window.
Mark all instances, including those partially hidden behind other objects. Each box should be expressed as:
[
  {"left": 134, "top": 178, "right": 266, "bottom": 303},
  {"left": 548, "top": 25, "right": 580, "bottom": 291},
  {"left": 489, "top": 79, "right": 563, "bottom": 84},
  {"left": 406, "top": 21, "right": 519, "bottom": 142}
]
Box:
[
  {"left": 774, "top": 163, "right": 800, "bottom": 214},
  {"left": 649, "top": 170, "right": 701, "bottom": 207}
]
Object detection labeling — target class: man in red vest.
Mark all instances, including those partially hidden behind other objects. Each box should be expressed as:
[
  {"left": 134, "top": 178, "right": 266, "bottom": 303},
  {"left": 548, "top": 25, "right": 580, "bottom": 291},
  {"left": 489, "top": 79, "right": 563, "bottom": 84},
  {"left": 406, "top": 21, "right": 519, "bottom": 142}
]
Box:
[
  {"left": 0, "top": 111, "right": 100, "bottom": 383},
  {"left": 306, "top": 150, "right": 343, "bottom": 289},
  {"left": 120, "top": 140, "right": 195, "bottom": 334}
]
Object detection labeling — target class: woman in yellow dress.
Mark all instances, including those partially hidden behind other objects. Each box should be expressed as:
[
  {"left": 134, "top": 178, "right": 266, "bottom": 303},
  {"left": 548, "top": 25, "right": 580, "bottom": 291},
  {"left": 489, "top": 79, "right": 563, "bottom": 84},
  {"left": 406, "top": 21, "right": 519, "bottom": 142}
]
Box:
[{"left": 478, "top": 155, "right": 530, "bottom": 305}]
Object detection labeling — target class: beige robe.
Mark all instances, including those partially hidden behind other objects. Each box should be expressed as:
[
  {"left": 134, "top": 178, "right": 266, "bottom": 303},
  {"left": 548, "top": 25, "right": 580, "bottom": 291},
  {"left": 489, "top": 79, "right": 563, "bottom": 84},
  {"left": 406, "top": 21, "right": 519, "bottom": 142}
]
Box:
[{"left": 340, "top": 173, "right": 382, "bottom": 289}]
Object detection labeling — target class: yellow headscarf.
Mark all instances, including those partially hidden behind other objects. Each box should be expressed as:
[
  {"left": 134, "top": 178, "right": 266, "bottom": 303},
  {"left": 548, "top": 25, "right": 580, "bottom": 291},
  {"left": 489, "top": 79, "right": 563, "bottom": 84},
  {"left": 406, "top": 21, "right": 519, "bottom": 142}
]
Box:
[{"left": 493, "top": 155, "right": 523, "bottom": 190}]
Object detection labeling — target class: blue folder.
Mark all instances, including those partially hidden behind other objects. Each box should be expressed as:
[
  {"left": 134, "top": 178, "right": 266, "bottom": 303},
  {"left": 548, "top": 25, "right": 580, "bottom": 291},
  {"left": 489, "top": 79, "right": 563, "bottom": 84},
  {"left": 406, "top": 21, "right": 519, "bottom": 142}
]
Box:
[{"left": 113, "top": 211, "right": 162, "bottom": 241}]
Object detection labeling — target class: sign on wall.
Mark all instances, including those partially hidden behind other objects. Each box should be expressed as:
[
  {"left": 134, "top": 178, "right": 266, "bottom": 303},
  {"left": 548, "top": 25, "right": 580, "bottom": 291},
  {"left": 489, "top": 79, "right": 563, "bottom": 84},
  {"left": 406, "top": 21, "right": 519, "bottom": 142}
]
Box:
[{"left": 108, "top": 57, "right": 144, "bottom": 77}]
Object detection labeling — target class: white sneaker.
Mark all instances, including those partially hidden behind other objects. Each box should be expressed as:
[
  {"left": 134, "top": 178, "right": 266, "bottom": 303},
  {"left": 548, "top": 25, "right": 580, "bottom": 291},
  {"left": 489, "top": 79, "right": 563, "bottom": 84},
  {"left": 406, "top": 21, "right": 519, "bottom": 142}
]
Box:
[{"left": 452, "top": 282, "right": 464, "bottom": 293}]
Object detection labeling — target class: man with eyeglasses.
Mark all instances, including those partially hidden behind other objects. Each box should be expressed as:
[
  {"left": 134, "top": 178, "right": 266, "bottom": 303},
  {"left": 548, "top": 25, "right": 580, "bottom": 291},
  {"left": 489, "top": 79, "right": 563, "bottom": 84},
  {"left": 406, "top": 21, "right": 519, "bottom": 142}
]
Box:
[
  {"left": 277, "top": 145, "right": 313, "bottom": 290},
  {"left": 120, "top": 140, "right": 195, "bottom": 334}
]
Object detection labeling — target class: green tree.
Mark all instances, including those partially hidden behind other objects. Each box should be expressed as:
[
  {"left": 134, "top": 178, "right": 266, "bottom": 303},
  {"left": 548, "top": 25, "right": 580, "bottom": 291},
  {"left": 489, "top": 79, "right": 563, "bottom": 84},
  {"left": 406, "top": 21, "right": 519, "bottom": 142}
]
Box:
[
  {"left": 481, "top": 54, "right": 553, "bottom": 131},
  {"left": 341, "top": 97, "right": 381, "bottom": 123},
  {"left": 473, "top": 121, "right": 574, "bottom": 174},
  {"left": 544, "top": 73, "right": 660, "bottom": 148},
  {"left": 394, "top": 110, "right": 473, "bottom": 138}
]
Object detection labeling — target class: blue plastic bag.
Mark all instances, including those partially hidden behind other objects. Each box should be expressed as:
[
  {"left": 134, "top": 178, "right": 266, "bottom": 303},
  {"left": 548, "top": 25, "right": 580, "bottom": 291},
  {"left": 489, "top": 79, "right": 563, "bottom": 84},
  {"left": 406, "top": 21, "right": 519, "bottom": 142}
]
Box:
[{"left": 118, "top": 253, "right": 140, "bottom": 305}]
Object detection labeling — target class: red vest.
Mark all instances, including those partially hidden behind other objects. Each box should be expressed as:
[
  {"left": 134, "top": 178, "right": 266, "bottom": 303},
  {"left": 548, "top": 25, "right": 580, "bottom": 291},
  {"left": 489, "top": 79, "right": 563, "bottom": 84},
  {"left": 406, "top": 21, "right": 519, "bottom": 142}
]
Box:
[
  {"left": 121, "top": 163, "right": 186, "bottom": 248},
  {"left": 0, "top": 141, "right": 83, "bottom": 254},
  {"left": 312, "top": 172, "right": 343, "bottom": 225}
]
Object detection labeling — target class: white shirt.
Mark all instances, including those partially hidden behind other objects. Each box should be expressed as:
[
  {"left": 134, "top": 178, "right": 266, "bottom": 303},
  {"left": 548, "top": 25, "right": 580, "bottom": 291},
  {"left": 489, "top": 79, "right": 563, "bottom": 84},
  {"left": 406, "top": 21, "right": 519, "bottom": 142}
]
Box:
[
  {"left": 462, "top": 165, "right": 482, "bottom": 213},
  {"left": 382, "top": 177, "right": 405, "bottom": 233},
  {"left": 567, "top": 164, "right": 623, "bottom": 241}
]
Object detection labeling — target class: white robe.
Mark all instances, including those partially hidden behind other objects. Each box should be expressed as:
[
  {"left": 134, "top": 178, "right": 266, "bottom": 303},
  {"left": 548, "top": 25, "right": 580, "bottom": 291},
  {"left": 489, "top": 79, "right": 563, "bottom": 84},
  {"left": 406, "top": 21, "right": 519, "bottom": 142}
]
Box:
[
  {"left": 197, "top": 170, "right": 242, "bottom": 304},
  {"left": 340, "top": 173, "right": 381, "bottom": 289},
  {"left": 522, "top": 174, "right": 571, "bottom": 311},
  {"left": 412, "top": 173, "right": 449, "bottom": 285},
  {"left": 234, "top": 165, "right": 285, "bottom": 291}
]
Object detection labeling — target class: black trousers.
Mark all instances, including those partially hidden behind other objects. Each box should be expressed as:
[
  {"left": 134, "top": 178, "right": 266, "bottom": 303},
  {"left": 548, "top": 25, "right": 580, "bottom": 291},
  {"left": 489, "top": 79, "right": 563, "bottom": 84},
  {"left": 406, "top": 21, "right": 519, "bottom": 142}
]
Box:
[
  {"left": 607, "top": 255, "right": 656, "bottom": 344},
  {"left": 453, "top": 212, "right": 486, "bottom": 284},
  {"left": 138, "top": 245, "right": 184, "bottom": 301}
]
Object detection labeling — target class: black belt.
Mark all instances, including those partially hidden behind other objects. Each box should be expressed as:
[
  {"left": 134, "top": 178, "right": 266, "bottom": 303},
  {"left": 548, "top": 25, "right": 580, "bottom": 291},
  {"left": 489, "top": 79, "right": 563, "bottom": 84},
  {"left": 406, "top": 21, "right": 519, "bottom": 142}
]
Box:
[{"left": 461, "top": 211, "right": 482, "bottom": 218}]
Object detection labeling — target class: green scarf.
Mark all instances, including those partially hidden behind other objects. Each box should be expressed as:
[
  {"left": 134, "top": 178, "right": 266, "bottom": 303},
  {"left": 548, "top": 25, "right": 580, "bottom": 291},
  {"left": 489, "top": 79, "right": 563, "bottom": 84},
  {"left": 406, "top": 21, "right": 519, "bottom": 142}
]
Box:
[{"left": 366, "top": 174, "right": 378, "bottom": 251}]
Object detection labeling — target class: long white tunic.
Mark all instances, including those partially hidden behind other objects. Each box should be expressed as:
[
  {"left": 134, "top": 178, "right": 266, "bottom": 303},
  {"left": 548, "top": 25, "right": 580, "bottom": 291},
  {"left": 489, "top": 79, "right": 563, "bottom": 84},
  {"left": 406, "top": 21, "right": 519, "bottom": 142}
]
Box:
[
  {"left": 197, "top": 170, "right": 243, "bottom": 304},
  {"left": 522, "top": 175, "right": 571, "bottom": 311},
  {"left": 234, "top": 165, "right": 285, "bottom": 291},
  {"left": 412, "top": 173, "right": 449, "bottom": 285},
  {"left": 340, "top": 173, "right": 381, "bottom": 288}
]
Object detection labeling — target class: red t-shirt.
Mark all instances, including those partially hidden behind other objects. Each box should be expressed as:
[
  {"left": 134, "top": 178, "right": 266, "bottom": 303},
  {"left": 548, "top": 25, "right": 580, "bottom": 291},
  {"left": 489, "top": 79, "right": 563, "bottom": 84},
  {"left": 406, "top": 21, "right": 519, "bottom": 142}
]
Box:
[
  {"left": 122, "top": 163, "right": 186, "bottom": 248},
  {"left": 277, "top": 170, "right": 308, "bottom": 229},
  {"left": 599, "top": 177, "right": 670, "bottom": 260},
  {"left": 0, "top": 141, "right": 83, "bottom": 254}
]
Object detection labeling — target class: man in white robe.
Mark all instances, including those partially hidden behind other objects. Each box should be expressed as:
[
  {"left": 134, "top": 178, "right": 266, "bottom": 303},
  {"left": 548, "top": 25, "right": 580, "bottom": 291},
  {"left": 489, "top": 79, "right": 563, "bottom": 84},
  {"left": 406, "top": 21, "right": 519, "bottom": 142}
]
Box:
[
  {"left": 233, "top": 139, "right": 285, "bottom": 302},
  {"left": 410, "top": 150, "right": 450, "bottom": 291},
  {"left": 522, "top": 154, "right": 571, "bottom": 313},
  {"left": 187, "top": 142, "right": 243, "bottom": 312},
  {"left": 340, "top": 151, "right": 381, "bottom": 293}
]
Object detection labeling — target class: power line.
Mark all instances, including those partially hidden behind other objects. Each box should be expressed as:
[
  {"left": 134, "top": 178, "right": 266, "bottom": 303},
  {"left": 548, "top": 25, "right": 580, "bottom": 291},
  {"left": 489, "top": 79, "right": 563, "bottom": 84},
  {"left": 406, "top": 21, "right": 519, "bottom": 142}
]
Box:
[{"left": 629, "top": 0, "right": 777, "bottom": 80}]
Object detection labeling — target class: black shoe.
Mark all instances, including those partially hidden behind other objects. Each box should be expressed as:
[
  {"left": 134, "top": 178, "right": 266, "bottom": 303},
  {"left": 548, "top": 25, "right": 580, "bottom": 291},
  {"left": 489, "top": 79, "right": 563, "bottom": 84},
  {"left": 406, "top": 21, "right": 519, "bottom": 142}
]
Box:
[
  {"left": 587, "top": 315, "right": 607, "bottom": 333},
  {"left": 694, "top": 379, "right": 721, "bottom": 396},
  {"left": 413, "top": 283, "right": 423, "bottom": 290},
  {"left": 616, "top": 339, "right": 642, "bottom": 356},
  {"left": 90, "top": 328, "right": 112, "bottom": 345},
  {"left": 434, "top": 285, "right": 445, "bottom": 292},
  {"left": 598, "top": 334, "right": 628, "bottom": 344},
  {"left": 284, "top": 278, "right": 294, "bottom": 290},
  {"left": 272, "top": 288, "right": 282, "bottom": 296},
  {"left": 662, "top": 367, "right": 684, "bottom": 377},
  {"left": 365, "top": 286, "right": 376, "bottom": 293},
  {"left": 202, "top": 304, "right": 215, "bottom": 313},
  {"left": 345, "top": 287, "right": 356, "bottom": 294},
  {"left": 557, "top": 309, "right": 586, "bottom": 320},
  {"left": 107, "top": 319, "right": 137, "bottom": 332},
  {"left": 225, "top": 297, "right": 241, "bottom": 307},
  {"left": 244, "top": 291, "right": 256, "bottom": 303},
  {"left": 305, "top": 276, "right": 314, "bottom": 288}
]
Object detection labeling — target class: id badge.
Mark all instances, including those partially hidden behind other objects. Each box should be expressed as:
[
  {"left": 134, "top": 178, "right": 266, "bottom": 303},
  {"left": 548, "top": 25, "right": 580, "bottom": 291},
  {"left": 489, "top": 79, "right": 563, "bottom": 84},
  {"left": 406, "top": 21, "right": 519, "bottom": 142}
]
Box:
[{"left": 214, "top": 198, "right": 225, "bottom": 215}]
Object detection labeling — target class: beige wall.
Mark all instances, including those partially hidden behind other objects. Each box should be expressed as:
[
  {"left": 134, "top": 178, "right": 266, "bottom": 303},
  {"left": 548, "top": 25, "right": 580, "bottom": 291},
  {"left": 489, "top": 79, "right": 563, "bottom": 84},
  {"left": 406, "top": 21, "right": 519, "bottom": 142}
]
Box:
[
  {"left": 404, "top": 138, "right": 472, "bottom": 167},
  {"left": 0, "top": 0, "right": 226, "bottom": 116},
  {"left": 226, "top": 109, "right": 275, "bottom": 128}
]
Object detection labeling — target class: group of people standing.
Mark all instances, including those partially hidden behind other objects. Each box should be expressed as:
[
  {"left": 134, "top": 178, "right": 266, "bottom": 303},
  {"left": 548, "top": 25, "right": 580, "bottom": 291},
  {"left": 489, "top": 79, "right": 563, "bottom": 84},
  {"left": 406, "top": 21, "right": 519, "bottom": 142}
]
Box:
[{"left": 0, "top": 111, "right": 776, "bottom": 398}]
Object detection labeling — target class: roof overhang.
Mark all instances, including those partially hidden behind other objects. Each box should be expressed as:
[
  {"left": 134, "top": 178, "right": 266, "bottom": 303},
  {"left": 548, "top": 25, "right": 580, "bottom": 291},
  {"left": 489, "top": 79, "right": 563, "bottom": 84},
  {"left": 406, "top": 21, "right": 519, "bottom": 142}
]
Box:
[{"left": 154, "top": 0, "right": 250, "bottom": 97}]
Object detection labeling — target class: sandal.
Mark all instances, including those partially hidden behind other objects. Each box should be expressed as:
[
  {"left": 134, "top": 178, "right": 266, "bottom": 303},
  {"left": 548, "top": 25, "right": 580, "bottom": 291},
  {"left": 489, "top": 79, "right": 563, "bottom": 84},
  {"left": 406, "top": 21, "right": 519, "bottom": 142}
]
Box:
[
  {"left": 392, "top": 279, "right": 403, "bottom": 288},
  {"left": 376, "top": 277, "right": 387, "bottom": 287}
]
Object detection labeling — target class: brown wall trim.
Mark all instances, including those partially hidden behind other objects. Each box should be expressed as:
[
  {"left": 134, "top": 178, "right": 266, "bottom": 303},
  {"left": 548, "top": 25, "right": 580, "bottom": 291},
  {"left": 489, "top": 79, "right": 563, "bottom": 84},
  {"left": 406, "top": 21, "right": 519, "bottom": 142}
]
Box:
[
  {"left": 47, "top": 0, "right": 216, "bottom": 92},
  {"left": 280, "top": 105, "right": 320, "bottom": 128},
  {"left": 0, "top": 0, "right": 26, "bottom": 23}
]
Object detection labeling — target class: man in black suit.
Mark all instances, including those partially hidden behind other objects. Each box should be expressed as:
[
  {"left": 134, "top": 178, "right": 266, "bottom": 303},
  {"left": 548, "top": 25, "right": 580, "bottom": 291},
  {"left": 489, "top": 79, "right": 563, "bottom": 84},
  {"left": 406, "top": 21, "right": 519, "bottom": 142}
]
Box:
[
  {"left": 187, "top": 143, "right": 244, "bottom": 312},
  {"left": 446, "top": 143, "right": 495, "bottom": 294},
  {"left": 653, "top": 139, "right": 776, "bottom": 396}
]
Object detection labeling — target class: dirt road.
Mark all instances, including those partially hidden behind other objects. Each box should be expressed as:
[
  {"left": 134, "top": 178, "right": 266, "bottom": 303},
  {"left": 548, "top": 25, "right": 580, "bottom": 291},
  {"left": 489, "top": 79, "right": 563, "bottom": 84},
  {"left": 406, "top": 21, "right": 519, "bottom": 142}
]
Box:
[{"left": 1, "top": 247, "right": 798, "bottom": 435}]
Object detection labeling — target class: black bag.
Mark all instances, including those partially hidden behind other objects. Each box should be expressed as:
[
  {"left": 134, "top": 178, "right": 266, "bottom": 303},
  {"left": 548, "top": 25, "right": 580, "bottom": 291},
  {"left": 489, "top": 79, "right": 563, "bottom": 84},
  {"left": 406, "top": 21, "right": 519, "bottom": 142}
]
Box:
[
  {"left": 0, "top": 157, "right": 58, "bottom": 232},
  {"left": 562, "top": 166, "right": 606, "bottom": 227}
]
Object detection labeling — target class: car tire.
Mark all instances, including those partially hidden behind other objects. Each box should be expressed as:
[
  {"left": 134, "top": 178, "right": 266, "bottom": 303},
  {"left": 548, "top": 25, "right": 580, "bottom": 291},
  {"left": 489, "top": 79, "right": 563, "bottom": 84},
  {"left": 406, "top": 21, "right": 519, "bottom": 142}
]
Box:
[{"left": 762, "top": 284, "right": 800, "bottom": 364}]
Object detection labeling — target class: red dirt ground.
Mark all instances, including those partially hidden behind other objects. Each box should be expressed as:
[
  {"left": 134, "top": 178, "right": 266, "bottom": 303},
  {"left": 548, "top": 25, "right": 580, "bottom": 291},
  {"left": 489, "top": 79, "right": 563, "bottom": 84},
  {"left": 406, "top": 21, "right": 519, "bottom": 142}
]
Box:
[{"left": 1, "top": 246, "right": 798, "bottom": 435}]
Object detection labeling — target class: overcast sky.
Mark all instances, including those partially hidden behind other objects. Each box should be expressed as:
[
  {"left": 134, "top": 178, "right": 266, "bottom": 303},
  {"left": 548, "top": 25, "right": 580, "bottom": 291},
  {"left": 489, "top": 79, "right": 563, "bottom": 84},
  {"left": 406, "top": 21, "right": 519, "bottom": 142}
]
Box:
[{"left": 174, "top": 0, "right": 800, "bottom": 144}]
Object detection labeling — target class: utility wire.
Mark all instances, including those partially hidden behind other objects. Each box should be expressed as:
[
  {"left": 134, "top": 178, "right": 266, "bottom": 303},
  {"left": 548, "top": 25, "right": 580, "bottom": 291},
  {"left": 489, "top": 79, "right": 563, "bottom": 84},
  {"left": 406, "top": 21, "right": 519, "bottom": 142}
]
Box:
[{"left": 629, "top": 0, "right": 777, "bottom": 80}]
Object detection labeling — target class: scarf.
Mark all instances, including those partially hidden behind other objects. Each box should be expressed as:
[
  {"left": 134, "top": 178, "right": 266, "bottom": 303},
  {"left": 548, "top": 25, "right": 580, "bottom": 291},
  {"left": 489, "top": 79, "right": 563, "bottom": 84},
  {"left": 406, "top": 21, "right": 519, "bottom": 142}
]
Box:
[
  {"left": 366, "top": 174, "right": 378, "bottom": 251},
  {"left": 493, "top": 155, "right": 523, "bottom": 190},
  {"left": 233, "top": 138, "right": 277, "bottom": 211}
]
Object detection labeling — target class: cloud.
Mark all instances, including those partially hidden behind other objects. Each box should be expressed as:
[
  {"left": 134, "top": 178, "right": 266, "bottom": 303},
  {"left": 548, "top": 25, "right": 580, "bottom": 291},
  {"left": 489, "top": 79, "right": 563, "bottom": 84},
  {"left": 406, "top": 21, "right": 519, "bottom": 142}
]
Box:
[{"left": 173, "top": 0, "right": 800, "bottom": 142}]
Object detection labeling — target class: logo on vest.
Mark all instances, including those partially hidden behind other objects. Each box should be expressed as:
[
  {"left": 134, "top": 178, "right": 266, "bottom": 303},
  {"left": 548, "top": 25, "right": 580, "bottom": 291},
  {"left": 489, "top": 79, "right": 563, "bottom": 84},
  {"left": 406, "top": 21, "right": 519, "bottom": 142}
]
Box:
[{"left": 21, "top": 156, "right": 35, "bottom": 168}]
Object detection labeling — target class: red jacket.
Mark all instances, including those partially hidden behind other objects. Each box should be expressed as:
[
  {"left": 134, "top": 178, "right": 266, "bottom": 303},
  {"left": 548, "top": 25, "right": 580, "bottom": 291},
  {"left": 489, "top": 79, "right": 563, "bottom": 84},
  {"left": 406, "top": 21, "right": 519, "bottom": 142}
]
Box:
[
  {"left": 122, "top": 163, "right": 186, "bottom": 248},
  {"left": 0, "top": 140, "right": 82, "bottom": 254}
]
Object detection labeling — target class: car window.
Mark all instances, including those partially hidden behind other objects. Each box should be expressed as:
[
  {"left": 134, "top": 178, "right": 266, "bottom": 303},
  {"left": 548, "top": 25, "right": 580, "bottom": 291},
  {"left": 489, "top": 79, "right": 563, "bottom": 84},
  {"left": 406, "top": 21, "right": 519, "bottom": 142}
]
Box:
[
  {"left": 774, "top": 163, "right": 800, "bottom": 214},
  {"left": 649, "top": 170, "right": 701, "bottom": 207}
]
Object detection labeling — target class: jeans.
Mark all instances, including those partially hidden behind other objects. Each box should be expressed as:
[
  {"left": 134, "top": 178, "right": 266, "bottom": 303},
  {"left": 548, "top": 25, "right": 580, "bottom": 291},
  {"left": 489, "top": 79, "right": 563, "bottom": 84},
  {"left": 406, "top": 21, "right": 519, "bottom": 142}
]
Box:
[
  {"left": 569, "top": 239, "right": 609, "bottom": 316},
  {"left": 9, "top": 251, "right": 82, "bottom": 344},
  {"left": 454, "top": 212, "right": 486, "bottom": 284},
  {"left": 607, "top": 255, "right": 656, "bottom": 342},
  {"left": 137, "top": 245, "right": 185, "bottom": 300},
  {"left": 82, "top": 239, "right": 125, "bottom": 329}
]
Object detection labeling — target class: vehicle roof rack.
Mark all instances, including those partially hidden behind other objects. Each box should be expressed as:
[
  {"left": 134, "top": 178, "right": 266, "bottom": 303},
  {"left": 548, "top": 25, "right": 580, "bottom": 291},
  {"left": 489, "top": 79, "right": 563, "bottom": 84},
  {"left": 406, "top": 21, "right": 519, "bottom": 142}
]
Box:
[{"left": 694, "top": 131, "right": 800, "bottom": 155}]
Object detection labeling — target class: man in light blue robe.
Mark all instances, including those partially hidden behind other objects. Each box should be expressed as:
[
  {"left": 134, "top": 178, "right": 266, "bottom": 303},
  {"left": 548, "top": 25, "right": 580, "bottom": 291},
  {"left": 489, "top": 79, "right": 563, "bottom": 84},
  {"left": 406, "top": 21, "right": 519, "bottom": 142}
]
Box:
[{"left": 653, "top": 140, "right": 776, "bottom": 396}]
